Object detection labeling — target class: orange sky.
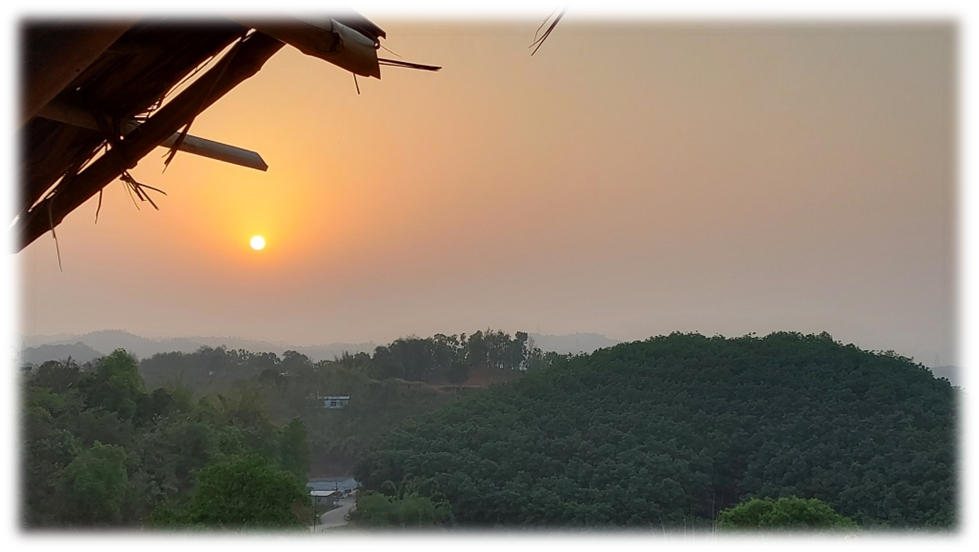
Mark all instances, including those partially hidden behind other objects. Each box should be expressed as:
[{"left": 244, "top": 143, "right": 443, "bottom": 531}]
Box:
[{"left": 16, "top": 20, "right": 956, "bottom": 365}]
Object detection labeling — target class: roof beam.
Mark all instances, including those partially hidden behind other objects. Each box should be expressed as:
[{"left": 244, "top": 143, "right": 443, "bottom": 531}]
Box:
[
  {"left": 21, "top": 22, "right": 135, "bottom": 126},
  {"left": 232, "top": 17, "right": 380, "bottom": 78},
  {"left": 37, "top": 100, "right": 269, "bottom": 171},
  {"left": 16, "top": 31, "right": 285, "bottom": 252}
]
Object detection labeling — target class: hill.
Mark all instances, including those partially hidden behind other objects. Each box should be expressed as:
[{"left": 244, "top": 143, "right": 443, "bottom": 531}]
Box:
[
  {"left": 134, "top": 347, "right": 464, "bottom": 475},
  {"left": 20, "top": 342, "right": 105, "bottom": 366},
  {"left": 929, "top": 365, "right": 961, "bottom": 387},
  {"left": 355, "top": 332, "right": 956, "bottom": 529}
]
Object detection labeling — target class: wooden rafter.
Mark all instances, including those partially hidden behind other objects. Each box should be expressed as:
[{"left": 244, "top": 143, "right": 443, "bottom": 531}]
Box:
[{"left": 21, "top": 21, "right": 135, "bottom": 125}]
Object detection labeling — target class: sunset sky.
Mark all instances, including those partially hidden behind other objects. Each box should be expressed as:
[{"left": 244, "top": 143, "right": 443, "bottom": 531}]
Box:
[{"left": 12, "top": 13, "right": 958, "bottom": 367}]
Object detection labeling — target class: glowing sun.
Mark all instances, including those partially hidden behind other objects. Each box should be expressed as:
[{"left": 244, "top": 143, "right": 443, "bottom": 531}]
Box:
[{"left": 250, "top": 235, "right": 266, "bottom": 250}]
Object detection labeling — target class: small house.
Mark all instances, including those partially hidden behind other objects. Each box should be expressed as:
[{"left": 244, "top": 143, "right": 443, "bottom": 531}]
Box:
[
  {"left": 321, "top": 395, "right": 350, "bottom": 409},
  {"left": 310, "top": 489, "right": 342, "bottom": 508}
]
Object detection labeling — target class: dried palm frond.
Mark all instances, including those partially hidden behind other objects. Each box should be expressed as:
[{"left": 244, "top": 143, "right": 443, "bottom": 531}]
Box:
[
  {"left": 47, "top": 200, "right": 62, "bottom": 272},
  {"left": 95, "top": 188, "right": 103, "bottom": 223},
  {"left": 375, "top": 44, "right": 441, "bottom": 75},
  {"left": 531, "top": 7, "right": 567, "bottom": 56},
  {"left": 378, "top": 58, "right": 441, "bottom": 71},
  {"left": 380, "top": 43, "right": 402, "bottom": 58},
  {"left": 120, "top": 170, "right": 167, "bottom": 211},
  {"left": 162, "top": 120, "right": 192, "bottom": 171}
]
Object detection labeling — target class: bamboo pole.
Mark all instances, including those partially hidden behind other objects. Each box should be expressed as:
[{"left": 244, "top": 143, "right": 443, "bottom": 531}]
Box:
[
  {"left": 36, "top": 100, "right": 269, "bottom": 171},
  {"left": 17, "top": 31, "right": 285, "bottom": 251},
  {"left": 21, "top": 22, "right": 134, "bottom": 126}
]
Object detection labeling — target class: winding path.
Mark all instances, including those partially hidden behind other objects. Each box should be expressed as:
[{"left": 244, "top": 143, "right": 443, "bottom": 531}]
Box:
[{"left": 310, "top": 496, "right": 356, "bottom": 532}]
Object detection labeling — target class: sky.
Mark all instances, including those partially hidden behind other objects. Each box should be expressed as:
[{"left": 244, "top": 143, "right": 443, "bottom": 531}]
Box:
[{"left": 12, "top": 17, "right": 958, "bottom": 367}]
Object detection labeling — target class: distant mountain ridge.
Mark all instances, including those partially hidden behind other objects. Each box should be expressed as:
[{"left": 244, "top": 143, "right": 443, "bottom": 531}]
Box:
[
  {"left": 930, "top": 365, "right": 961, "bottom": 387},
  {"left": 19, "top": 330, "right": 377, "bottom": 364},
  {"left": 20, "top": 342, "right": 104, "bottom": 366},
  {"left": 527, "top": 332, "right": 620, "bottom": 355},
  {"left": 18, "top": 330, "right": 958, "bottom": 387},
  {"left": 20, "top": 329, "right": 621, "bottom": 365}
]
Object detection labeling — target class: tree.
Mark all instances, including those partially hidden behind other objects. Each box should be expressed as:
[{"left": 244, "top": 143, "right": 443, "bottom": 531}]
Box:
[
  {"left": 22, "top": 405, "right": 82, "bottom": 525},
  {"left": 59, "top": 442, "right": 130, "bottom": 525},
  {"left": 28, "top": 359, "right": 82, "bottom": 393},
  {"left": 169, "top": 455, "right": 309, "bottom": 529},
  {"left": 466, "top": 331, "right": 488, "bottom": 369},
  {"left": 370, "top": 345, "right": 405, "bottom": 380},
  {"left": 279, "top": 418, "right": 309, "bottom": 479},
  {"left": 279, "top": 350, "right": 312, "bottom": 376},
  {"left": 348, "top": 488, "right": 452, "bottom": 528},
  {"left": 135, "top": 387, "right": 176, "bottom": 427},
  {"left": 78, "top": 349, "right": 144, "bottom": 421},
  {"left": 716, "top": 497, "right": 858, "bottom": 531},
  {"left": 356, "top": 333, "right": 953, "bottom": 528}
]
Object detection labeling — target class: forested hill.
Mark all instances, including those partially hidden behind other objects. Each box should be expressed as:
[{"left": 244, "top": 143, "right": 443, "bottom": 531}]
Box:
[{"left": 355, "top": 332, "right": 956, "bottom": 529}]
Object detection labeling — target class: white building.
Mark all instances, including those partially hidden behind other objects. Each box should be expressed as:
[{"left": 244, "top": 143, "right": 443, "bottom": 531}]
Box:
[
  {"left": 321, "top": 395, "right": 350, "bottom": 409},
  {"left": 310, "top": 489, "right": 342, "bottom": 508}
]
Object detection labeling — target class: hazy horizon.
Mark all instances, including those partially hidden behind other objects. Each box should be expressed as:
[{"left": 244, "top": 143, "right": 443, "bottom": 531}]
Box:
[
  {"left": 17, "top": 20, "right": 957, "bottom": 367},
  {"left": 17, "top": 327, "right": 618, "bottom": 348},
  {"left": 16, "top": 326, "right": 953, "bottom": 368}
]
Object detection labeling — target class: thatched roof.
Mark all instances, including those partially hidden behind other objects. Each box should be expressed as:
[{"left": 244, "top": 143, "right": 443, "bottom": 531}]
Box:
[
  {"left": 4, "top": 2, "right": 571, "bottom": 255},
  {"left": 16, "top": 16, "right": 400, "bottom": 252}
]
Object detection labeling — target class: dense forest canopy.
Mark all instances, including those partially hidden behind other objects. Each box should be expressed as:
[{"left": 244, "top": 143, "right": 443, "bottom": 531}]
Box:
[
  {"left": 355, "top": 332, "right": 956, "bottom": 529},
  {"left": 22, "top": 350, "right": 311, "bottom": 528},
  {"left": 22, "top": 330, "right": 957, "bottom": 531},
  {"left": 22, "top": 328, "right": 559, "bottom": 527},
  {"left": 134, "top": 328, "right": 560, "bottom": 475},
  {"left": 138, "top": 328, "right": 563, "bottom": 394}
]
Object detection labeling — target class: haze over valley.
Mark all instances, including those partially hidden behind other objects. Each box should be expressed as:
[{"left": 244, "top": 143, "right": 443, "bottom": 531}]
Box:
[{"left": 13, "top": 13, "right": 959, "bottom": 533}]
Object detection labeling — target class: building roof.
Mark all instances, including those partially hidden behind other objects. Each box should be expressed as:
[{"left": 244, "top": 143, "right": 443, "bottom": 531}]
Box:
[
  {"left": 16, "top": 16, "right": 434, "bottom": 252},
  {"left": 308, "top": 477, "right": 358, "bottom": 493}
]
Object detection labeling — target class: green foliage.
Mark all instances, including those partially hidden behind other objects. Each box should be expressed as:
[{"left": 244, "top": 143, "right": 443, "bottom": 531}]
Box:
[
  {"left": 166, "top": 455, "right": 309, "bottom": 529},
  {"left": 22, "top": 405, "right": 81, "bottom": 526},
  {"left": 367, "top": 329, "right": 542, "bottom": 383},
  {"left": 350, "top": 492, "right": 451, "bottom": 544},
  {"left": 27, "top": 330, "right": 954, "bottom": 532},
  {"left": 60, "top": 442, "right": 130, "bottom": 525},
  {"left": 135, "top": 387, "right": 176, "bottom": 427},
  {"left": 78, "top": 349, "right": 145, "bottom": 421},
  {"left": 140, "top": 346, "right": 280, "bottom": 398},
  {"left": 69, "top": 407, "right": 134, "bottom": 448},
  {"left": 22, "top": 353, "right": 315, "bottom": 529},
  {"left": 279, "top": 418, "right": 309, "bottom": 479},
  {"left": 29, "top": 359, "right": 82, "bottom": 393},
  {"left": 134, "top": 329, "right": 560, "bottom": 476},
  {"left": 356, "top": 332, "right": 956, "bottom": 529},
  {"left": 716, "top": 496, "right": 858, "bottom": 530}
]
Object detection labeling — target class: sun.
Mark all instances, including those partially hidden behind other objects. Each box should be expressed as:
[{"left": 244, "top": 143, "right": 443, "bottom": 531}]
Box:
[{"left": 250, "top": 235, "right": 266, "bottom": 250}]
